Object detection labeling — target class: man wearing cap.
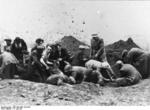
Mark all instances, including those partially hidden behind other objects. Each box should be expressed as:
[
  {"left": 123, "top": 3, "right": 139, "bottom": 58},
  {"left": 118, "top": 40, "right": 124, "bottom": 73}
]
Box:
[
  {"left": 1, "top": 38, "right": 12, "bottom": 53},
  {"left": 4, "top": 38, "right": 12, "bottom": 52},
  {"left": 90, "top": 35, "right": 116, "bottom": 79},
  {"left": 31, "top": 38, "right": 44, "bottom": 51},
  {"left": 90, "top": 34, "right": 107, "bottom": 62},
  {"left": 24, "top": 38, "right": 45, "bottom": 82},
  {"left": 31, "top": 38, "right": 45, "bottom": 61},
  {"left": 110, "top": 60, "right": 142, "bottom": 87},
  {"left": 72, "top": 45, "right": 89, "bottom": 67}
]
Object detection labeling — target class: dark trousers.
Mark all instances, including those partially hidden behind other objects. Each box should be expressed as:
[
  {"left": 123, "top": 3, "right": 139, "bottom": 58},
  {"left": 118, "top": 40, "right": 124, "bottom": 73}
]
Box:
[{"left": 1, "top": 63, "right": 17, "bottom": 79}]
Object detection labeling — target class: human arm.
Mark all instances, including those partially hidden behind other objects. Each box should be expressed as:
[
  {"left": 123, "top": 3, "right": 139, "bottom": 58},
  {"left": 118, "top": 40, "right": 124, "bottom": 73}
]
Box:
[
  {"left": 0, "top": 55, "right": 4, "bottom": 73},
  {"left": 46, "top": 60, "right": 53, "bottom": 65},
  {"left": 40, "top": 57, "right": 49, "bottom": 70}
]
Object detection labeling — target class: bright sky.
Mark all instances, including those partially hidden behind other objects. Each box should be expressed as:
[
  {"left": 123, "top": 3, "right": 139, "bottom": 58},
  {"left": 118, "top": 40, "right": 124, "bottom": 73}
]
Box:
[{"left": 0, "top": 0, "right": 150, "bottom": 50}]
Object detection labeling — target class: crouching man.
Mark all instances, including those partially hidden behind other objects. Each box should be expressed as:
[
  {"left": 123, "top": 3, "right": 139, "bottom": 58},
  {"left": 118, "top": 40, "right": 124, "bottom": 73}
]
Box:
[
  {"left": 64, "top": 65, "right": 90, "bottom": 84},
  {"left": 0, "top": 51, "right": 19, "bottom": 79},
  {"left": 111, "top": 60, "right": 142, "bottom": 87}
]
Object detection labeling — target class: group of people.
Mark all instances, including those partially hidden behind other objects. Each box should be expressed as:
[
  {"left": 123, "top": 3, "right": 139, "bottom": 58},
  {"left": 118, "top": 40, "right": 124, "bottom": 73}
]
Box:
[
  {"left": 0, "top": 35, "right": 149, "bottom": 87},
  {"left": 0, "top": 37, "right": 71, "bottom": 81}
]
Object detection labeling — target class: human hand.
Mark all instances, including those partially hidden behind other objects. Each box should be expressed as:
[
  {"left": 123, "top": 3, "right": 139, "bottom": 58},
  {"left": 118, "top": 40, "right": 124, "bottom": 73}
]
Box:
[{"left": 94, "top": 53, "right": 99, "bottom": 58}]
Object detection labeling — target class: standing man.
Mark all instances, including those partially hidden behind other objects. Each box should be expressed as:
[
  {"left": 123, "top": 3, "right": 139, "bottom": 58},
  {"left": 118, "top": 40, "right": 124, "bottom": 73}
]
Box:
[
  {"left": 90, "top": 34, "right": 116, "bottom": 79},
  {"left": 90, "top": 34, "right": 107, "bottom": 62}
]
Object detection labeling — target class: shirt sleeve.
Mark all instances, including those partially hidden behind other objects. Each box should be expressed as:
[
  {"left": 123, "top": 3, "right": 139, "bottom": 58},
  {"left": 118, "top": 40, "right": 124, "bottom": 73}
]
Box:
[{"left": 41, "top": 50, "right": 48, "bottom": 61}]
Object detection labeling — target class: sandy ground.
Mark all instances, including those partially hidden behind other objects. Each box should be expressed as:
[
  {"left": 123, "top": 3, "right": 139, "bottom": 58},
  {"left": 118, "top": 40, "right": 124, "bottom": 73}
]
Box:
[{"left": 0, "top": 78, "right": 150, "bottom": 106}]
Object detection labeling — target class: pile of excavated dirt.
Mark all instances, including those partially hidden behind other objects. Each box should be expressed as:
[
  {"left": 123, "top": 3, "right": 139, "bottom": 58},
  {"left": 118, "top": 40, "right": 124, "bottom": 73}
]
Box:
[
  {"left": 59, "top": 36, "right": 90, "bottom": 55},
  {"left": 105, "top": 37, "right": 140, "bottom": 66},
  {"left": 59, "top": 36, "right": 140, "bottom": 66}
]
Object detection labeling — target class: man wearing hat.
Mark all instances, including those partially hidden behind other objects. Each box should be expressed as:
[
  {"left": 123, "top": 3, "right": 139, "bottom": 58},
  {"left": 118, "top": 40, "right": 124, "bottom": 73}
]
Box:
[
  {"left": 3, "top": 38, "right": 12, "bottom": 52},
  {"left": 90, "top": 34, "right": 107, "bottom": 62},
  {"left": 31, "top": 38, "right": 45, "bottom": 60},
  {"left": 72, "top": 45, "right": 89, "bottom": 67},
  {"left": 110, "top": 60, "right": 142, "bottom": 87}
]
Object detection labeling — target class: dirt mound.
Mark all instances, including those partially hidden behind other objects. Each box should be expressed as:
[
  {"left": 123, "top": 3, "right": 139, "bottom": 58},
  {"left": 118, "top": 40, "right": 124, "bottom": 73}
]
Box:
[
  {"left": 59, "top": 35, "right": 90, "bottom": 55},
  {"left": 106, "top": 37, "right": 140, "bottom": 51},
  {"left": 105, "top": 37, "right": 140, "bottom": 66},
  {"left": 59, "top": 36, "right": 140, "bottom": 66}
]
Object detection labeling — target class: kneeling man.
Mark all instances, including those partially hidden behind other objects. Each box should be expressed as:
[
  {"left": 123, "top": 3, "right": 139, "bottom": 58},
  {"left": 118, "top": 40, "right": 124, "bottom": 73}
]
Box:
[{"left": 112, "top": 60, "right": 142, "bottom": 87}]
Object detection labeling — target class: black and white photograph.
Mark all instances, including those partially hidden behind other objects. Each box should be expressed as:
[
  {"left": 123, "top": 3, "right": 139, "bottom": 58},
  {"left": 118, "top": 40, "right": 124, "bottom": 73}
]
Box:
[{"left": 0, "top": 0, "right": 150, "bottom": 108}]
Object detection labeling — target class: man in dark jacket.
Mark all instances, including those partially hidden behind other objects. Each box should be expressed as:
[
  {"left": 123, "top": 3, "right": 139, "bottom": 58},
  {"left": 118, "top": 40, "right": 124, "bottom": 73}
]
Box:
[
  {"left": 110, "top": 60, "right": 142, "bottom": 87},
  {"left": 31, "top": 38, "right": 45, "bottom": 60},
  {"left": 11, "top": 37, "right": 28, "bottom": 64},
  {"left": 90, "top": 35, "right": 107, "bottom": 62},
  {"left": 54, "top": 43, "right": 72, "bottom": 72},
  {"left": 121, "top": 48, "right": 150, "bottom": 79},
  {"left": 72, "top": 45, "right": 89, "bottom": 66}
]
